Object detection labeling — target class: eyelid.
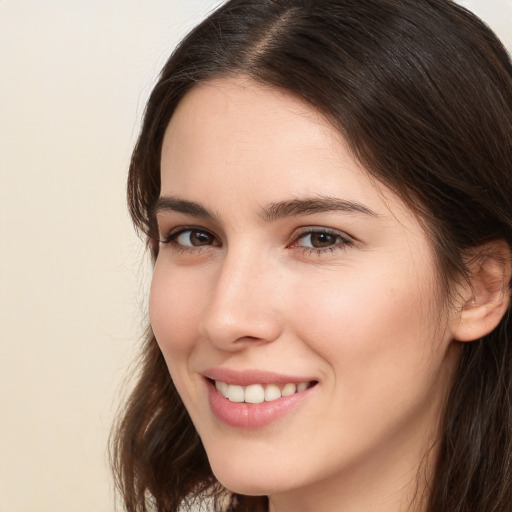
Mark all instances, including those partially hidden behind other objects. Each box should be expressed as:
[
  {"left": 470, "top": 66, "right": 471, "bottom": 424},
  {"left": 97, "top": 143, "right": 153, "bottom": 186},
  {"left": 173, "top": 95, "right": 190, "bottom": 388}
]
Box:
[{"left": 292, "top": 226, "right": 353, "bottom": 240}]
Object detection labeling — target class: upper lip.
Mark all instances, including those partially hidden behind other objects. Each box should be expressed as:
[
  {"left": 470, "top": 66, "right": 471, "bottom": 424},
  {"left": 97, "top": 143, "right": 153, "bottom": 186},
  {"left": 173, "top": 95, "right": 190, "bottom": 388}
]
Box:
[{"left": 202, "top": 367, "right": 317, "bottom": 386}]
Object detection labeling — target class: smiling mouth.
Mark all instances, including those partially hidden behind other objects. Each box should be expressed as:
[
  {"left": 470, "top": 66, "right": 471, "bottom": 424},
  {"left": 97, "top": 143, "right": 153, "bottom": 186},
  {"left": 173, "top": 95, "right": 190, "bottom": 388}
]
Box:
[{"left": 209, "top": 379, "right": 318, "bottom": 404}]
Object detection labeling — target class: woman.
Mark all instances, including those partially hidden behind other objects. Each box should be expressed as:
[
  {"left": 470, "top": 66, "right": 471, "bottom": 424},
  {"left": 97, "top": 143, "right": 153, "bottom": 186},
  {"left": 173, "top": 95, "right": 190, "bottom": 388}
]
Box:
[{"left": 111, "top": 1, "right": 512, "bottom": 511}]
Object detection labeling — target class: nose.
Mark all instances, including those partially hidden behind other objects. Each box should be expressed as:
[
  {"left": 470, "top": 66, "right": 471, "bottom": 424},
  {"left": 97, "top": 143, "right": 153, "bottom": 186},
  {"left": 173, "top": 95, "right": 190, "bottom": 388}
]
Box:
[{"left": 199, "top": 247, "right": 283, "bottom": 350}]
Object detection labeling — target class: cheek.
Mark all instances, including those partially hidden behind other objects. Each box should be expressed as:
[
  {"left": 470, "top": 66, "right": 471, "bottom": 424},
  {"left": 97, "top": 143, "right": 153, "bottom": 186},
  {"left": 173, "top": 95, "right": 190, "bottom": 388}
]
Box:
[
  {"left": 288, "top": 261, "right": 445, "bottom": 396},
  {"left": 149, "top": 261, "right": 206, "bottom": 358},
  {"left": 282, "top": 265, "right": 454, "bottom": 463}
]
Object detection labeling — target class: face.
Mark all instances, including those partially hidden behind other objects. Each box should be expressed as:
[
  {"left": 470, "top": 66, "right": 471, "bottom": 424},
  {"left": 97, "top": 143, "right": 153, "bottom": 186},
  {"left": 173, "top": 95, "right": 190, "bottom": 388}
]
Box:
[{"left": 150, "top": 78, "right": 461, "bottom": 509}]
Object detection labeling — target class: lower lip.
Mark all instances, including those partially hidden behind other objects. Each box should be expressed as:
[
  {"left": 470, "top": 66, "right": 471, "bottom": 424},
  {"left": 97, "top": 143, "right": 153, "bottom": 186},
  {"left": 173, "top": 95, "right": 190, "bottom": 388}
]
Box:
[{"left": 206, "top": 380, "right": 315, "bottom": 429}]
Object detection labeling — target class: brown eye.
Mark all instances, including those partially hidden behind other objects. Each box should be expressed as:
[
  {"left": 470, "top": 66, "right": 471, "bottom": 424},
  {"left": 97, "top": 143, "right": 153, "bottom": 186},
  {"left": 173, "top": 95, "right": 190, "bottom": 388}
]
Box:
[
  {"left": 297, "top": 232, "right": 340, "bottom": 249},
  {"left": 175, "top": 230, "right": 215, "bottom": 246}
]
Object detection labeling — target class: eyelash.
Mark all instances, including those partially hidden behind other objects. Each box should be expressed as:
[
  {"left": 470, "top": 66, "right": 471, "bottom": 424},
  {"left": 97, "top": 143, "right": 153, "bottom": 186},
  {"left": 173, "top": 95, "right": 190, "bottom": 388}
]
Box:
[{"left": 159, "top": 226, "right": 353, "bottom": 255}]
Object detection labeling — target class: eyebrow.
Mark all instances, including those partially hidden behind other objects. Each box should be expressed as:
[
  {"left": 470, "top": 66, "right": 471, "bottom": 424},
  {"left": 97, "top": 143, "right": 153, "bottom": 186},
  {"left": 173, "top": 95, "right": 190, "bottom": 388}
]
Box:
[
  {"left": 153, "top": 196, "right": 216, "bottom": 220},
  {"left": 153, "top": 195, "right": 377, "bottom": 222},
  {"left": 261, "top": 196, "right": 377, "bottom": 221}
]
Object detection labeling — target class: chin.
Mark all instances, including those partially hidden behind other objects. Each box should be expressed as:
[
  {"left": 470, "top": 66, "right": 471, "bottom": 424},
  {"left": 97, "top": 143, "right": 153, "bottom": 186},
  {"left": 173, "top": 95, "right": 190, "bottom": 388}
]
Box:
[{"left": 208, "top": 454, "right": 293, "bottom": 497}]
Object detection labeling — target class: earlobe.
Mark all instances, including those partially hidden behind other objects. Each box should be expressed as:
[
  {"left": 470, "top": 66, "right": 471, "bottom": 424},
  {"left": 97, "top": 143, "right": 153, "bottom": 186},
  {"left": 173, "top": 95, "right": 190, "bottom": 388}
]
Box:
[{"left": 452, "top": 240, "right": 511, "bottom": 342}]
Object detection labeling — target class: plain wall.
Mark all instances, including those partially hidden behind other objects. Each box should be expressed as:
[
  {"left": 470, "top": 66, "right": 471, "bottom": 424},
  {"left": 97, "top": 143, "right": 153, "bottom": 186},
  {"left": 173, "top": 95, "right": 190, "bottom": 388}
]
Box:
[
  {"left": 0, "top": 1, "right": 510, "bottom": 511},
  {"left": 0, "top": 2, "right": 222, "bottom": 511}
]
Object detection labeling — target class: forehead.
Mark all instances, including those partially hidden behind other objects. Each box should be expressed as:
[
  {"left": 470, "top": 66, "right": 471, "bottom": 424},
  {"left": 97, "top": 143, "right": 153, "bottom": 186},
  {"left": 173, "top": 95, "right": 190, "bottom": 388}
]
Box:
[
  {"left": 163, "top": 79, "right": 374, "bottom": 203},
  {"left": 160, "top": 77, "right": 420, "bottom": 229}
]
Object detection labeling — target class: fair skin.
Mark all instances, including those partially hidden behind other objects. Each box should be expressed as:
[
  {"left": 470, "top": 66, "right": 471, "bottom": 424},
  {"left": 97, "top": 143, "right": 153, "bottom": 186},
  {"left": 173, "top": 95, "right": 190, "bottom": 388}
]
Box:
[{"left": 150, "top": 78, "right": 466, "bottom": 512}]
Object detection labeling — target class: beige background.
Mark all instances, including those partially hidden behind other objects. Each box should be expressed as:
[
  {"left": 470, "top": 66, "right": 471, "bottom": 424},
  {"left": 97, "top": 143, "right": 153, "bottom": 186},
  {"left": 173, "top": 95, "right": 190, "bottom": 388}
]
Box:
[{"left": 0, "top": 1, "right": 510, "bottom": 511}]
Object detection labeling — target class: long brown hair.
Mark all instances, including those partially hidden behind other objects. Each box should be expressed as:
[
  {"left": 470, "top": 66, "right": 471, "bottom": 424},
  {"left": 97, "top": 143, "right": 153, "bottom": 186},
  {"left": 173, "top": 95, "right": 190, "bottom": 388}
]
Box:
[{"left": 111, "top": 1, "right": 512, "bottom": 510}]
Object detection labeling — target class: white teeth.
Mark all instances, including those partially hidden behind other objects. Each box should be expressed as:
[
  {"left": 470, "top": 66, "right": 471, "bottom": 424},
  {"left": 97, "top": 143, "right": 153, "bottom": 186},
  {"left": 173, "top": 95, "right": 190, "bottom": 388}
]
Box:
[
  {"left": 214, "top": 380, "right": 311, "bottom": 403},
  {"left": 215, "top": 380, "right": 229, "bottom": 398},
  {"left": 244, "top": 384, "right": 265, "bottom": 404},
  {"left": 264, "top": 383, "right": 281, "bottom": 401},
  {"left": 281, "top": 383, "right": 297, "bottom": 397},
  {"left": 227, "top": 384, "right": 245, "bottom": 403}
]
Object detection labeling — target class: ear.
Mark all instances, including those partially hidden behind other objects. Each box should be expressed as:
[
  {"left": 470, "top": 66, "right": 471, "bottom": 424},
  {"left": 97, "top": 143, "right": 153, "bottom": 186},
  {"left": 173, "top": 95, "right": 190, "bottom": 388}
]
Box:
[{"left": 452, "top": 240, "right": 511, "bottom": 342}]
